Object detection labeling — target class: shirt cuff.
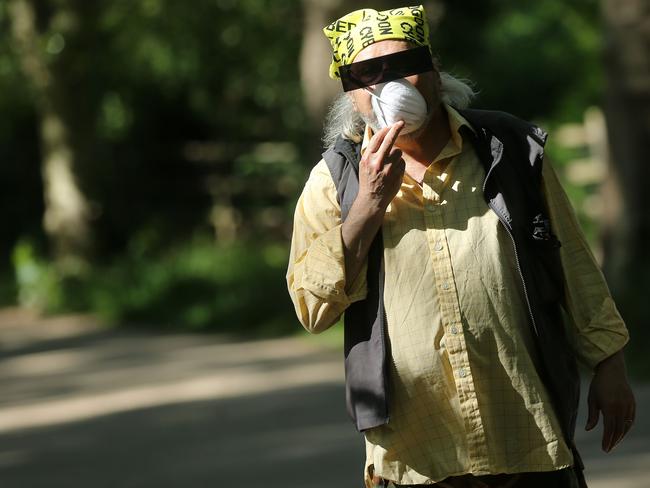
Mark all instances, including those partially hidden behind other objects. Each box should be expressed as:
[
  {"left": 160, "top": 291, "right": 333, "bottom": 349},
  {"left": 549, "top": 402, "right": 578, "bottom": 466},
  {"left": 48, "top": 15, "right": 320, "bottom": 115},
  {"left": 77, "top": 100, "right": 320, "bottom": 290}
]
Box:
[{"left": 565, "top": 296, "right": 630, "bottom": 371}]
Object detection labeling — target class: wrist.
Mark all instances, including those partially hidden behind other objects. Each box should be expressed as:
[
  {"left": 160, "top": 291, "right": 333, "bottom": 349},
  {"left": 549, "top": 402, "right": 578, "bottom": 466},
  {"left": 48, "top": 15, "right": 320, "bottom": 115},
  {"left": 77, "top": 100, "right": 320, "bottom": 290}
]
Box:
[
  {"left": 595, "top": 349, "right": 626, "bottom": 375},
  {"left": 352, "top": 194, "right": 386, "bottom": 219}
]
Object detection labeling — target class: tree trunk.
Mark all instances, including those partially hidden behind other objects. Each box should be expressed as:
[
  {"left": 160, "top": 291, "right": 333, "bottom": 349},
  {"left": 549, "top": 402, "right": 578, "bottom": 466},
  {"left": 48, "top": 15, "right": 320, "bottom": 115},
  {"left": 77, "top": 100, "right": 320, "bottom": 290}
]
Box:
[
  {"left": 8, "top": 0, "right": 92, "bottom": 269},
  {"left": 300, "top": 0, "right": 343, "bottom": 127},
  {"left": 601, "top": 0, "right": 650, "bottom": 371}
]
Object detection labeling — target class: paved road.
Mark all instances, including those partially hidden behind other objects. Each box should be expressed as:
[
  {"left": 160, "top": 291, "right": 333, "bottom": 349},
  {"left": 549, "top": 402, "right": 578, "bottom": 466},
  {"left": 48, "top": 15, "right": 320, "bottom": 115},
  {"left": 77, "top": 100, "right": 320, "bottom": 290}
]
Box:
[{"left": 0, "top": 307, "right": 648, "bottom": 487}]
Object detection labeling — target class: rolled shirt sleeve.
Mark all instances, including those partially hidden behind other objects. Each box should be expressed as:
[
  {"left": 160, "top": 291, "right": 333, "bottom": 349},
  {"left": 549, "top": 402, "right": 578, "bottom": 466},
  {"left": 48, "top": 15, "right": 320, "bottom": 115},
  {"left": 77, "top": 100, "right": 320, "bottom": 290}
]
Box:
[
  {"left": 286, "top": 159, "right": 368, "bottom": 334},
  {"left": 541, "top": 159, "right": 630, "bottom": 371}
]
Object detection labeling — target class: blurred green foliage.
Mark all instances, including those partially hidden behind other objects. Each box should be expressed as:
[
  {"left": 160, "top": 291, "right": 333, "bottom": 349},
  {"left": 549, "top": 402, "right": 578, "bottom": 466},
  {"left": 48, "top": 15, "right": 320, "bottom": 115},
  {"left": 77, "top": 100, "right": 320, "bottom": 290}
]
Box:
[
  {"left": 0, "top": 0, "right": 309, "bottom": 261},
  {"left": 12, "top": 231, "right": 294, "bottom": 336},
  {"left": 433, "top": 0, "right": 602, "bottom": 123},
  {"left": 0, "top": 0, "right": 619, "bottom": 344},
  {"left": 0, "top": 0, "right": 310, "bottom": 333}
]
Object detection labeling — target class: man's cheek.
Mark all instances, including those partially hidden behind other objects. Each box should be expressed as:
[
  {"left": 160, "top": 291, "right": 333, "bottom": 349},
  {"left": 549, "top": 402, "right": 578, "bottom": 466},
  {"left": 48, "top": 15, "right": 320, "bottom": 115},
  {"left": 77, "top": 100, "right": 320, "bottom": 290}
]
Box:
[{"left": 352, "top": 92, "right": 373, "bottom": 114}]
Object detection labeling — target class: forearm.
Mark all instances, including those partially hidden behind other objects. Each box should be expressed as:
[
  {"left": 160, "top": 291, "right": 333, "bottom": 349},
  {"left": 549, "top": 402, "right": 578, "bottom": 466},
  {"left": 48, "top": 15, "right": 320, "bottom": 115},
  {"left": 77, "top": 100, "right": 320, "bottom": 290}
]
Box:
[{"left": 341, "top": 195, "right": 385, "bottom": 284}]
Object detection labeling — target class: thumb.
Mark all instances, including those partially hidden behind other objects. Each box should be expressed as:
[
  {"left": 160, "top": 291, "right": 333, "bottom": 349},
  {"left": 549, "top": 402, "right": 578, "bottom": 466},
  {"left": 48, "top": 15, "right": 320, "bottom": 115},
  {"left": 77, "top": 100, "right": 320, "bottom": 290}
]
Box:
[{"left": 585, "top": 394, "right": 599, "bottom": 431}]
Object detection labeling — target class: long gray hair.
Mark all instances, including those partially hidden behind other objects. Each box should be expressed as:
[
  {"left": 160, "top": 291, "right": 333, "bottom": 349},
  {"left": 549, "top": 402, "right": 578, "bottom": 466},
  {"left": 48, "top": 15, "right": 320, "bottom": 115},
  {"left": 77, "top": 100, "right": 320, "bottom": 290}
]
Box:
[{"left": 322, "top": 72, "right": 477, "bottom": 148}]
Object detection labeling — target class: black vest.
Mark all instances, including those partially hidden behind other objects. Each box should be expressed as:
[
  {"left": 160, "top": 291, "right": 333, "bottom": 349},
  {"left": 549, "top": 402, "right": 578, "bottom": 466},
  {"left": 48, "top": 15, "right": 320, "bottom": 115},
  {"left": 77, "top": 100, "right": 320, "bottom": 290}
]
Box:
[{"left": 322, "top": 108, "right": 586, "bottom": 485}]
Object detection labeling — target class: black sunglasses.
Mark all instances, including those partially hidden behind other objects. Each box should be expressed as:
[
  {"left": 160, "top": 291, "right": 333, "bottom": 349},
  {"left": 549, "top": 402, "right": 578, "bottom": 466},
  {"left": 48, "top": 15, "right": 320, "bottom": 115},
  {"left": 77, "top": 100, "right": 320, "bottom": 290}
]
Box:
[{"left": 339, "top": 45, "right": 433, "bottom": 92}]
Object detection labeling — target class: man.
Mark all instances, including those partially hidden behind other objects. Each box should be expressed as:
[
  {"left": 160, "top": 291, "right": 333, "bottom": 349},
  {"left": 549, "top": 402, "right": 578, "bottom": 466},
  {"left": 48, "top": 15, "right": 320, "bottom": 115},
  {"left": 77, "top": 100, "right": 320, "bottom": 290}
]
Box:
[{"left": 286, "top": 5, "right": 635, "bottom": 488}]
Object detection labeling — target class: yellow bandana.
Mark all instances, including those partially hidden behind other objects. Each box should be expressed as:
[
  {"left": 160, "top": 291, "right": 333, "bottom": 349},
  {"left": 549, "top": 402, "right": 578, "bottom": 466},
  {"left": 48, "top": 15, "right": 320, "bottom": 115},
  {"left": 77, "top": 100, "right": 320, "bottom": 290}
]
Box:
[{"left": 323, "top": 5, "right": 431, "bottom": 80}]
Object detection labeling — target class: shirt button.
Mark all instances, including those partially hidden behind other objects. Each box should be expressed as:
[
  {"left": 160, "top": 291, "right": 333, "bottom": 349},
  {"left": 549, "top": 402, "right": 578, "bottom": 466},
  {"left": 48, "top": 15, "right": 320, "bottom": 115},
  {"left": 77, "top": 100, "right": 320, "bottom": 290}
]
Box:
[
  {"left": 458, "top": 368, "right": 467, "bottom": 378},
  {"left": 441, "top": 282, "right": 450, "bottom": 290},
  {"left": 450, "top": 326, "right": 458, "bottom": 334},
  {"left": 434, "top": 242, "right": 444, "bottom": 252}
]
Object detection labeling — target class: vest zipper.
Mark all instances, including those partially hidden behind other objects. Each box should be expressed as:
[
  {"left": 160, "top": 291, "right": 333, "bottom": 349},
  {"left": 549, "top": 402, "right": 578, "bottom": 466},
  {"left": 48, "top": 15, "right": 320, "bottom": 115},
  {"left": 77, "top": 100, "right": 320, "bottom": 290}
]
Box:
[{"left": 482, "top": 181, "right": 539, "bottom": 339}]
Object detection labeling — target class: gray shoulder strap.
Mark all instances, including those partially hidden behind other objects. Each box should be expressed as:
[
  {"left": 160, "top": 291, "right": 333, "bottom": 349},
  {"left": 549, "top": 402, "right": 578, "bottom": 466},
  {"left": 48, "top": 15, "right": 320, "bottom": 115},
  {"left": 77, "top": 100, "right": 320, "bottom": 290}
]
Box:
[
  {"left": 322, "top": 137, "right": 361, "bottom": 222},
  {"left": 322, "top": 145, "right": 346, "bottom": 192}
]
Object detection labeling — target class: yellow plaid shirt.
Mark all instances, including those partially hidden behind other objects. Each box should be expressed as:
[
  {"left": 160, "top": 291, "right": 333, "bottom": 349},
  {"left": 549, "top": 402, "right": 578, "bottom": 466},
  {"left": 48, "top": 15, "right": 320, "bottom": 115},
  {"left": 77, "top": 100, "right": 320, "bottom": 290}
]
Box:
[{"left": 286, "top": 105, "right": 629, "bottom": 488}]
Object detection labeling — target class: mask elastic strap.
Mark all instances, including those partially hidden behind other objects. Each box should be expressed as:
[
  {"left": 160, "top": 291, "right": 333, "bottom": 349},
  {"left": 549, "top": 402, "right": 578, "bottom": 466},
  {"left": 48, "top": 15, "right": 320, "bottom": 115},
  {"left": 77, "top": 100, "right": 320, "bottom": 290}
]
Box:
[{"left": 365, "top": 87, "right": 389, "bottom": 126}]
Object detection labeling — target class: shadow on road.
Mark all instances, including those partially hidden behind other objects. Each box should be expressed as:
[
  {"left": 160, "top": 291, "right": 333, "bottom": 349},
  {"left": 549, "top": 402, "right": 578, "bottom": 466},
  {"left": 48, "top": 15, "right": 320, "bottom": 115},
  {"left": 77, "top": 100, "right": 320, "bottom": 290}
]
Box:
[
  {"left": 0, "top": 307, "right": 647, "bottom": 487},
  {"left": 1, "top": 384, "right": 364, "bottom": 488}
]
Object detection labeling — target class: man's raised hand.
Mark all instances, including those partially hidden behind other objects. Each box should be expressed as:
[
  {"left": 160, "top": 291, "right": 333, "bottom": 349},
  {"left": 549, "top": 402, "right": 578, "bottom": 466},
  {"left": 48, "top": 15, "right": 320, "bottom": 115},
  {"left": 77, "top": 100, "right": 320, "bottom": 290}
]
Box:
[{"left": 357, "top": 121, "right": 406, "bottom": 213}]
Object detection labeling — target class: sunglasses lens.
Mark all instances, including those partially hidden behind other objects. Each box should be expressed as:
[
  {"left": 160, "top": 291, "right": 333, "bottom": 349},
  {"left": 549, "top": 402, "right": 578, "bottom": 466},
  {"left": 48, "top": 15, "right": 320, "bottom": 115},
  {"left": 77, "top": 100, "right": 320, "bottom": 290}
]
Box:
[{"left": 340, "top": 46, "right": 433, "bottom": 92}]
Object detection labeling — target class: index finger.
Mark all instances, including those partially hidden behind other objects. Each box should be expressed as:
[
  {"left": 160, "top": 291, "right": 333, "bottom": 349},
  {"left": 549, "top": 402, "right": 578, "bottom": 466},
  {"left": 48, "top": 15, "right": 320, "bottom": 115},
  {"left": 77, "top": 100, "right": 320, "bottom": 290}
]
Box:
[
  {"left": 366, "top": 126, "right": 391, "bottom": 154},
  {"left": 377, "top": 121, "right": 405, "bottom": 157}
]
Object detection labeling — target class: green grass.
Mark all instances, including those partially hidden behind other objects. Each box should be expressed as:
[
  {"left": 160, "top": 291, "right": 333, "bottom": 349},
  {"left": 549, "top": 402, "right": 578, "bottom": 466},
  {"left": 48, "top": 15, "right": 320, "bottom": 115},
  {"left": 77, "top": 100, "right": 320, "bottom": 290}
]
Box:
[{"left": 10, "top": 233, "right": 297, "bottom": 336}]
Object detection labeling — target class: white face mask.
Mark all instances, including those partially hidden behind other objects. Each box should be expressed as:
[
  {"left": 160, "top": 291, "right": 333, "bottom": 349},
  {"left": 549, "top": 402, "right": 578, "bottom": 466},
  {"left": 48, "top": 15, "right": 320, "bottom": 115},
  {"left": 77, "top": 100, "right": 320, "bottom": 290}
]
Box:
[{"left": 366, "top": 78, "right": 429, "bottom": 135}]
